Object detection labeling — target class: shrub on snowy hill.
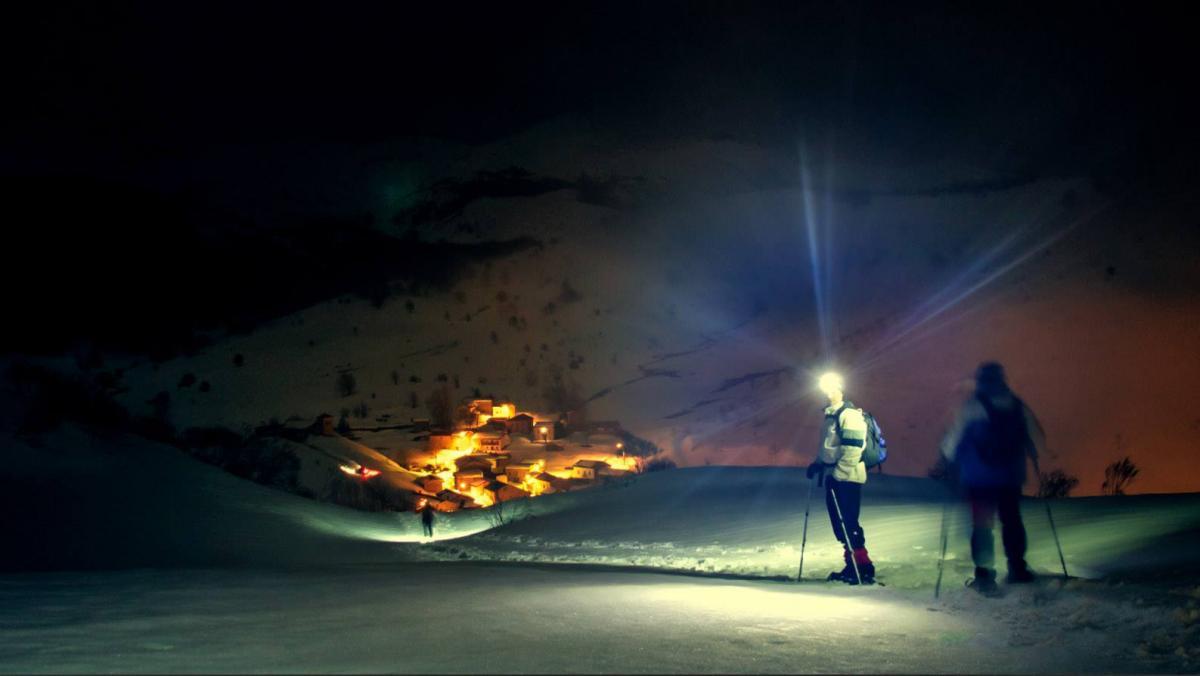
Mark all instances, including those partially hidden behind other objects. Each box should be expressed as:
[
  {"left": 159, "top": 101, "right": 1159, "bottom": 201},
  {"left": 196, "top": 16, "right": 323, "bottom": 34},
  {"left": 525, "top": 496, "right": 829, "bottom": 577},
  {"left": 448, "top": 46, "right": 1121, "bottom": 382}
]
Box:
[
  {"left": 644, "top": 457, "right": 677, "bottom": 472},
  {"left": 618, "top": 430, "right": 661, "bottom": 459},
  {"left": 326, "top": 473, "right": 408, "bottom": 512},
  {"left": 1039, "top": 469, "right": 1081, "bottom": 498},
  {"left": 1103, "top": 454, "right": 1141, "bottom": 496},
  {"left": 187, "top": 432, "right": 302, "bottom": 492}
]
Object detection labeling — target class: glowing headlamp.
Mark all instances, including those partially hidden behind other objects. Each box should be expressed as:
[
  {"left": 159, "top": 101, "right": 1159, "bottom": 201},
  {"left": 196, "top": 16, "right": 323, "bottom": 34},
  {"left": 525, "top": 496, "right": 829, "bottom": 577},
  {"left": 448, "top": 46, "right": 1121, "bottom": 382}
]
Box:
[{"left": 817, "top": 371, "right": 844, "bottom": 394}]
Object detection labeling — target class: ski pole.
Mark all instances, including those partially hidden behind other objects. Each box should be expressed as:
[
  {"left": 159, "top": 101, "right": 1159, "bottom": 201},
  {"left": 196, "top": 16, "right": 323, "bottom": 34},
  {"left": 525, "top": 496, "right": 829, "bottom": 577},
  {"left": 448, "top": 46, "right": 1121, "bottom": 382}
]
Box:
[
  {"left": 1032, "top": 458, "right": 1070, "bottom": 579},
  {"left": 934, "top": 500, "right": 950, "bottom": 600},
  {"left": 829, "top": 486, "right": 863, "bottom": 585},
  {"left": 797, "top": 475, "right": 815, "bottom": 581},
  {"left": 1044, "top": 500, "right": 1069, "bottom": 579}
]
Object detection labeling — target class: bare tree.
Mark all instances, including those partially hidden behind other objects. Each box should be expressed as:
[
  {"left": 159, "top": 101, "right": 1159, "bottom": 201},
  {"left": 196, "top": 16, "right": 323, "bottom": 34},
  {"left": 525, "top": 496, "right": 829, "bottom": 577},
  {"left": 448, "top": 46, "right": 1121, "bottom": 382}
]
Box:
[
  {"left": 1101, "top": 457, "right": 1139, "bottom": 496},
  {"left": 486, "top": 497, "right": 509, "bottom": 527},
  {"left": 1038, "top": 469, "right": 1079, "bottom": 498},
  {"left": 486, "top": 497, "right": 528, "bottom": 527}
]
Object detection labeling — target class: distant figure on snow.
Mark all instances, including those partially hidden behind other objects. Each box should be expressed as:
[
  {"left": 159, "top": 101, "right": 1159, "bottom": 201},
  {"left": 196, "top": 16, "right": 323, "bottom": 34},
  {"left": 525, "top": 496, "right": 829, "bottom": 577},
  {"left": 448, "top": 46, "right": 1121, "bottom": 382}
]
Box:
[
  {"left": 420, "top": 503, "right": 436, "bottom": 539},
  {"left": 940, "top": 361, "right": 1045, "bottom": 595},
  {"left": 807, "top": 372, "right": 876, "bottom": 585}
]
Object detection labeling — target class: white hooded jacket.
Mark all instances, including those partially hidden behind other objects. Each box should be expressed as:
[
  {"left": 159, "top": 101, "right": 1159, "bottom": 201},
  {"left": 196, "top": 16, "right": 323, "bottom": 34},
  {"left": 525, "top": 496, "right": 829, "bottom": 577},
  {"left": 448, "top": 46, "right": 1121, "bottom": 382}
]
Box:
[{"left": 818, "top": 403, "right": 868, "bottom": 484}]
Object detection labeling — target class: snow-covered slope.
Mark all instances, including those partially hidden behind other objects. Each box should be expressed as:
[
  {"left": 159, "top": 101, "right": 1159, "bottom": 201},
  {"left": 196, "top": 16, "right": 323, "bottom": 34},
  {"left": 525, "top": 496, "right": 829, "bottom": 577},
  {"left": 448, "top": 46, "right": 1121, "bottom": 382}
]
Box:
[
  {"left": 12, "top": 427, "right": 1200, "bottom": 583},
  {"left": 4, "top": 433, "right": 1200, "bottom": 673},
  {"left": 418, "top": 467, "right": 1200, "bottom": 587},
  {"left": 0, "top": 426, "right": 479, "bottom": 571},
  {"left": 105, "top": 129, "right": 1200, "bottom": 495}
]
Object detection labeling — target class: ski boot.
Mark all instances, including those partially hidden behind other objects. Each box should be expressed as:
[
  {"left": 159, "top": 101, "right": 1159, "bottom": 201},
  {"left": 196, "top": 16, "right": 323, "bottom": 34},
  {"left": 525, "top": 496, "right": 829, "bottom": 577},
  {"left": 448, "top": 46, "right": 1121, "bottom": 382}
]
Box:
[
  {"left": 827, "top": 548, "right": 875, "bottom": 585},
  {"left": 852, "top": 547, "right": 876, "bottom": 585},
  {"left": 967, "top": 567, "right": 1001, "bottom": 596},
  {"left": 827, "top": 548, "right": 855, "bottom": 583},
  {"left": 1006, "top": 561, "right": 1036, "bottom": 584}
]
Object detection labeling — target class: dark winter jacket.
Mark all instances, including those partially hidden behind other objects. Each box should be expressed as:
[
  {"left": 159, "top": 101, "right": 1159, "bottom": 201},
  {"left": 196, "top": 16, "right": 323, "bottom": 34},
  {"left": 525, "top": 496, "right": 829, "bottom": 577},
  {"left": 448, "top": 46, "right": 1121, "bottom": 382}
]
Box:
[{"left": 939, "top": 391, "right": 1044, "bottom": 488}]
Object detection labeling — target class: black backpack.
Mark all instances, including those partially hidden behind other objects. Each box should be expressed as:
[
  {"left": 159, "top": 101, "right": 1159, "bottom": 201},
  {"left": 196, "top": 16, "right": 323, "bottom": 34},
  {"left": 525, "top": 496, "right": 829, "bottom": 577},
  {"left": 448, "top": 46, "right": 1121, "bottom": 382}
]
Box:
[{"left": 974, "top": 395, "right": 1030, "bottom": 466}]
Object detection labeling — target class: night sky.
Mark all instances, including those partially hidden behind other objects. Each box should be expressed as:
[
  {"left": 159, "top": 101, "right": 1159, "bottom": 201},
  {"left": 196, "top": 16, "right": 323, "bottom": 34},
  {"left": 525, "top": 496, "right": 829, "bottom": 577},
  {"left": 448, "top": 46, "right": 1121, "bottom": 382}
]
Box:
[
  {"left": 9, "top": 3, "right": 1196, "bottom": 180},
  {"left": 4, "top": 2, "right": 1199, "bottom": 493}
]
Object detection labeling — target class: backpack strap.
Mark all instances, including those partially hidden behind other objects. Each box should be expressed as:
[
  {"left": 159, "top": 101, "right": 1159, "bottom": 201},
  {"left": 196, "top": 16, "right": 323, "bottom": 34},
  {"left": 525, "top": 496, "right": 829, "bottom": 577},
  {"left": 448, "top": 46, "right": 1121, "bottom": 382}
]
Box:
[
  {"left": 827, "top": 403, "right": 848, "bottom": 436},
  {"left": 827, "top": 404, "right": 867, "bottom": 448}
]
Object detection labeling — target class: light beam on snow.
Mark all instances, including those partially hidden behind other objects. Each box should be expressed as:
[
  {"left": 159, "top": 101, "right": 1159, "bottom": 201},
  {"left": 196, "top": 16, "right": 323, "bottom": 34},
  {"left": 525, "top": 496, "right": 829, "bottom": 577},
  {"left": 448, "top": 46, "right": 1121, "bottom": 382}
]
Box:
[
  {"left": 295, "top": 506, "right": 494, "bottom": 543},
  {"left": 638, "top": 582, "right": 888, "bottom": 619}
]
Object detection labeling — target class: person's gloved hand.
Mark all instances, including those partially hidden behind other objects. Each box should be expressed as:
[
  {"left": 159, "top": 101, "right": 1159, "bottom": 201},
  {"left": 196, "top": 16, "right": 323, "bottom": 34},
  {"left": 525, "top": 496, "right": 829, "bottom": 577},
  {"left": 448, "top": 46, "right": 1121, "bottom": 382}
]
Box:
[{"left": 806, "top": 462, "right": 823, "bottom": 479}]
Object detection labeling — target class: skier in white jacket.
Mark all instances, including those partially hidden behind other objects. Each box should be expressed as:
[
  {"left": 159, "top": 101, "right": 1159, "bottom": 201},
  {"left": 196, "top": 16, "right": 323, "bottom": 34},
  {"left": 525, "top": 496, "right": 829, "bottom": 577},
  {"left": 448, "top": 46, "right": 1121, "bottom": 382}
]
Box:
[{"left": 807, "top": 372, "right": 875, "bottom": 584}]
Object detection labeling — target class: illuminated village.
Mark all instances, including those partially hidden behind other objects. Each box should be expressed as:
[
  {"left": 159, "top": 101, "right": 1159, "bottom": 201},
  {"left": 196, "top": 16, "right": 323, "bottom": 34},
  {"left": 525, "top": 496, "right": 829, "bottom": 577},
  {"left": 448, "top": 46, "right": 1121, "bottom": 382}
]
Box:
[{"left": 331, "top": 397, "right": 643, "bottom": 512}]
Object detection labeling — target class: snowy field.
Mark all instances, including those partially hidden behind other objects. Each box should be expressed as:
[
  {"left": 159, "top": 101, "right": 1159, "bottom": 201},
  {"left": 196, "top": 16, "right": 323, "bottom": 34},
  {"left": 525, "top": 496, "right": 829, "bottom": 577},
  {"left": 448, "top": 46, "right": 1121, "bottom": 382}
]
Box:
[
  {"left": 3, "top": 429, "right": 1200, "bottom": 672},
  {"left": 4, "top": 564, "right": 1190, "bottom": 674}
]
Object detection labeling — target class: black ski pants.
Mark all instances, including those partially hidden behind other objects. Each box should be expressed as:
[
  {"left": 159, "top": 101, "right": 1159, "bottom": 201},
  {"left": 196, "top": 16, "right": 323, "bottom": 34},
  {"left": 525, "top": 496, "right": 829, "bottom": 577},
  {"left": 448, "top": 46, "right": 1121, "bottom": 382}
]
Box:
[
  {"left": 825, "top": 477, "right": 865, "bottom": 550},
  {"left": 967, "top": 485, "right": 1027, "bottom": 571}
]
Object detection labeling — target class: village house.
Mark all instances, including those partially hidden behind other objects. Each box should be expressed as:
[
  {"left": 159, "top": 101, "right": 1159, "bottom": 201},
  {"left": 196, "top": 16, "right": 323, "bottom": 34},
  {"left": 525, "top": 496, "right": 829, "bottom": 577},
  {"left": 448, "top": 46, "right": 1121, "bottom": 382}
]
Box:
[
  {"left": 455, "top": 454, "right": 495, "bottom": 475},
  {"left": 526, "top": 471, "right": 571, "bottom": 495},
  {"left": 434, "top": 490, "right": 476, "bottom": 512},
  {"left": 509, "top": 413, "right": 534, "bottom": 437},
  {"left": 486, "top": 480, "right": 530, "bottom": 503},
  {"left": 465, "top": 399, "right": 493, "bottom": 426},
  {"left": 489, "top": 453, "right": 512, "bottom": 475},
  {"left": 505, "top": 461, "right": 539, "bottom": 484},
  {"left": 569, "top": 459, "right": 610, "bottom": 481},
  {"left": 477, "top": 431, "right": 510, "bottom": 453},
  {"left": 540, "top": 472, "right": 573, "bottom": 492},
  {"left": 454, "top": 469, "right": 487, "bottom": 492},
  {"left": 479, "top": 419, "right": 509, "bottom": 434},
  {"left": 413, "top": 475, "right": 443, "bottom": 494}
]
